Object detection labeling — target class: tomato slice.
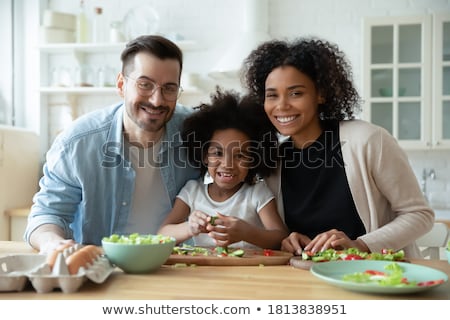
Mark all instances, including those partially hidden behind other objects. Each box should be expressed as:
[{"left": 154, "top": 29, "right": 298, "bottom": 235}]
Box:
[
  {"left": 263, "top": 249, "right": 274, "bottom": 256},
  {"left": 364, "top": 270, "right": 385, "bottom": 276},
  {"left": 343, "top": 254, "right": 363, "bottom": 260},
  {"left": 417, "top": 279, "right": 445, "bottom": 286}
]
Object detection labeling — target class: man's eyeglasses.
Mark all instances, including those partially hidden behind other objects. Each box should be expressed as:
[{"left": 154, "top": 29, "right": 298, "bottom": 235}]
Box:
[{"left": 125, "top": 76, "right": 183, "bottom": 101}]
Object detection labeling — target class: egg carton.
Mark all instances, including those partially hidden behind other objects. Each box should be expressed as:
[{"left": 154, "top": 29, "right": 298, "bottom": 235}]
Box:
[{"left": 0, "top": 244, "right": 114, "bottom": 293}]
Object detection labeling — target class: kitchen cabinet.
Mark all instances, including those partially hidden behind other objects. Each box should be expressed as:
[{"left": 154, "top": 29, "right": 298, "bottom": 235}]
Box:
[
  {"left": 39, "top": 42, "right": 124, "bottom": 154},
  {"left": 0, "top": 126, "right": 39, "bottom": 241},
  {"left": 363, "top": 14, "right": 450, "bottom": 150},
  {"left": 5, "top": 208, "right": 30, "bottom": 241},
  {"left": 39, "top": 41, "right": 202, "bottom": 155}
]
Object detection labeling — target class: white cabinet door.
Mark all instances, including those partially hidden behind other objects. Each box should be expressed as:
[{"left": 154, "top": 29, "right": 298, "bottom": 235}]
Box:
[
  {"left": 364, "top": 14, "right": 450, "bottom": 150},
  {"left": 363, "top": 15, "right": 432, "bottom": 150},
  {"left": 432, "top": 14, "right": 450, "bottom": 149}
]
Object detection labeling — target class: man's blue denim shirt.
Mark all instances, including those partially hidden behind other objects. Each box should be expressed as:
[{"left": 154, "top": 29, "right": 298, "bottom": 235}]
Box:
[{"left": 25, "top": 103, "right": 199, "bottom": 245}]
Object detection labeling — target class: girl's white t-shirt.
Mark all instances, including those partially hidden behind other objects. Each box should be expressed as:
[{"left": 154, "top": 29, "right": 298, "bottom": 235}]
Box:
[{"left": 177, "top": 178, "right": 275, "bottom": 248}]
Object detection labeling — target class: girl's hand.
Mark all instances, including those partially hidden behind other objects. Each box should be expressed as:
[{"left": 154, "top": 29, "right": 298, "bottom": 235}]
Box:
[
  {"left": 206, "top": 212, "right": 246, "bottom": 247},
  {"left": 304, "top": 229, "right": 369, "bottom": 253},
  {"left": 281, "top": 232, "right": 311, "bottom": 255},
  {"left": 187, "top": 210, "right": 210, "bottom": 236}
]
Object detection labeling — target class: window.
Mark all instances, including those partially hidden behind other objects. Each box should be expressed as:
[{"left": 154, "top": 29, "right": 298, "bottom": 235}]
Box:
[
  {"left": 0, "top": 0, "right": 37, "bottom": 128},
  {"left": 0, "top": 0, "right": 13, "bottom": 125}
]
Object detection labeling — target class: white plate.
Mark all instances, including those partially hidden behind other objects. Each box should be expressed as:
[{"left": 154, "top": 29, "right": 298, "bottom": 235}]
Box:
[{"left": 310, "top": 260, "right": 448, "bottom": 294}]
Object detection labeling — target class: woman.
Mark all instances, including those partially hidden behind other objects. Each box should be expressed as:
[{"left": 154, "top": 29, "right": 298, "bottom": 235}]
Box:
[{"left": 241, "top": 37, "right": 434, "bottom": 258}]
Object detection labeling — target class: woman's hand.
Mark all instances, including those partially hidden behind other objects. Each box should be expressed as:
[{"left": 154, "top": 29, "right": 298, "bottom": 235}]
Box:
[
  {"left": 281, "top": 232, "right": 312, "bottom": 255},
  {"left": 187, "top": 210, "right": 210, "bottom": 236},
  {"left": 304, "top": 229, "right": 369, "bottom": 253},
  {"left": 206, "top": 212, "right": 246, "bottom": 247}
]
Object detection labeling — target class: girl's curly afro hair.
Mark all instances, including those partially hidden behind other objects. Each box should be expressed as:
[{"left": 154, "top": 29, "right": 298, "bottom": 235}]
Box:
[
  {"left": 241, "top": 37, "right": 361, "bottom": 121},
  {"left": 182, "top": 88, "right": 278, "bottom": 184}
]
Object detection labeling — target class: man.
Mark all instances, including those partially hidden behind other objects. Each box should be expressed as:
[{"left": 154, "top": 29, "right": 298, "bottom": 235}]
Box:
[{"left": 25, "top": 35, "right": 199, "bottom": 253}]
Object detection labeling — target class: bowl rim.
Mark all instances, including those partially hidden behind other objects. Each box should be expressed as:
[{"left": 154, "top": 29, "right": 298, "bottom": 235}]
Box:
[{"left": 102, "top": 238, "right": 176, "bottom": 246}]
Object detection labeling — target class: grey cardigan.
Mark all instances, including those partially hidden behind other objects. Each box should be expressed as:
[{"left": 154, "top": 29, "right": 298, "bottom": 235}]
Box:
[{"left": 266, "top": 119, "right": 434, "bottom": 258}]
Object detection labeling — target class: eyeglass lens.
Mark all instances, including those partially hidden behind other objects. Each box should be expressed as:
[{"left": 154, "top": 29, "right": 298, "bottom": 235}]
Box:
[{"left": 131, "top": 77, "right": 181, "bottom": 101}]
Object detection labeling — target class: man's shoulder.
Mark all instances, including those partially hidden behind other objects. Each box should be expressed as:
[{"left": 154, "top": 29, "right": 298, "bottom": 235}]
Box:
[
  {"left": 73, "top": 103, "right": 122, "bottom": 126},
  {"left": 172, "top": 104, "right": 195, "bottom": 121},
  {"left": 165, "top": 104, "right": 195, "bottom": 138},
  {"left": 56, "top": 103, "right": 123, "bottom": 143}
]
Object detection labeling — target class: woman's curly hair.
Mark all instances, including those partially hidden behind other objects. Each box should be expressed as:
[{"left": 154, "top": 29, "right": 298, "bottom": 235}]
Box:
[
  {"left": 241, "top": 37, "right": 361, "bottom": 121},
  {"left": 182, "top": 88, "right": 278, "bottom": 184}
]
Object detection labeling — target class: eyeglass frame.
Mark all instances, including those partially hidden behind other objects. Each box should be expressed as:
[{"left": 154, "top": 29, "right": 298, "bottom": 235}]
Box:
[{"left": 125, "top": 75, "right": 183, "bottom": 101}]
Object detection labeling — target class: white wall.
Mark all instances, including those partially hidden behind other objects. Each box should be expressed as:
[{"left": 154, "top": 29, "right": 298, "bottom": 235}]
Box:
[
  {"left": 42, "top": 0, "right": 450, "bottom": 91},
  {"left": 31, "top": 0, "right": 450, "bottom": 208}
]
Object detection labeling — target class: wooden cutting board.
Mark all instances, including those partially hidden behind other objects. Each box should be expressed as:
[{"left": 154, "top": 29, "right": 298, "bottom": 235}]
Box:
[
  {"left": 165, "top": 249, "right": 293, "bottom": 266},
  {"left": 289, "top": 256, "right": 315, "bottom": 270}
]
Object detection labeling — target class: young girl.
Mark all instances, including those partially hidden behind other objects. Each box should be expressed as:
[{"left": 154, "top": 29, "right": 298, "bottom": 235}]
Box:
[
  {"left": 158, "top": 90, "right": 288, "bottom": 249},
  {"left": 241, "top": 37, "right": 434, "bottom": 258}
]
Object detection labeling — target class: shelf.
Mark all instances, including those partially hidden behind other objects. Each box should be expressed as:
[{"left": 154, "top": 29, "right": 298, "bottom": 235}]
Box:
[
  {"left": 39, "top": 40, "right": 198, "bottom": 53},
  {"left": 40, "top": 86, "right": 203, "bottom": 96},
  {"left": 5, "top": 207, "right": 31, "bottom": 218},
  {"left": 40, "top": 86, "right": 117, "bottom": 94},
  {"left": 39, "top": 42, "right": 125, "bottom": 53}
]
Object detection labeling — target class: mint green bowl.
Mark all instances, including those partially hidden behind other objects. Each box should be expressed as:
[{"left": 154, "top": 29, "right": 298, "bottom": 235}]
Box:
[{"left": 102, "top": 238, "right": 175, "bottom": 274}]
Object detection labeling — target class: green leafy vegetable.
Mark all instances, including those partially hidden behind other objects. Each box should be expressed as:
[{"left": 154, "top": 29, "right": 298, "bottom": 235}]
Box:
[
  {"left": 302, "top": 248, "right": 405, "bottom": 262},
  {"left": 102, "top": 233, "right": 173, "bottom": 244}
]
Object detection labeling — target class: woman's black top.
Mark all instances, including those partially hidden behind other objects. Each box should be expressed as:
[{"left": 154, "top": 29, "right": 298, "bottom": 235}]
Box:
[{"left": 280, "top": 121, "right": 366, "bottom": 240}]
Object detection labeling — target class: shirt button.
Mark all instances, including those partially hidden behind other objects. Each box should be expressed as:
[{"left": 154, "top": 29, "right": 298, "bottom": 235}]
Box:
[{"left": 122, "top": 202, "right": 127, "bottom": 206}]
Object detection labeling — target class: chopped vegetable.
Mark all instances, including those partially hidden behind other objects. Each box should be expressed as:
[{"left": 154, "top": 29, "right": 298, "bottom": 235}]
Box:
[
  {"left": 209, "top": 216, "right": 218, "bottom": 226},
  {"left": 342, "top": 262, "right": 444, "bottom": 287},
  {"left": 172, "top": 244, "right": 209, "bottom": 256},
  {"left": 229, "top": 249, "right": 245, "bottom": 257},
  {"left": 102, "top": 233, "right": 173, "bottom": 244},
  {"left": 215, "top": 246, "right": 228, "bottom": 257},
  {"left": 301, "top": 248, "right": 405, "bottom": 262},
  {"left": 172, "top": 245, "right": 246, "bottom": 258}
]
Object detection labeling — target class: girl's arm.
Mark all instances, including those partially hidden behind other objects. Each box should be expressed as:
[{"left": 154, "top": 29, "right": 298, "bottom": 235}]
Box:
[
  {"left": 158, "top": 198, "right": 210, "bottom": 244},
  {"left": 157, "top": 198, "right": 193, "bottom": 244},
  {"left": 247, "top": 199, "right": 289, "bottom": 249}
]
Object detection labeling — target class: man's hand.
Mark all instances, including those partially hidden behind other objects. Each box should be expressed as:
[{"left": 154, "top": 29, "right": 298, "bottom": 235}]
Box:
[{"left": 29, "top": 224, "right": 75, "bottom": 254}]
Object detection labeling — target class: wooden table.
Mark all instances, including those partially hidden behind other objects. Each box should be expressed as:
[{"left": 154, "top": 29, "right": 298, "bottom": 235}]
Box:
[
  {"left": 1, "top": 241, "right": 449, "bottom": 300},
  {"left": 436, "top": 219, "right": 450, "bottom": 229}
]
